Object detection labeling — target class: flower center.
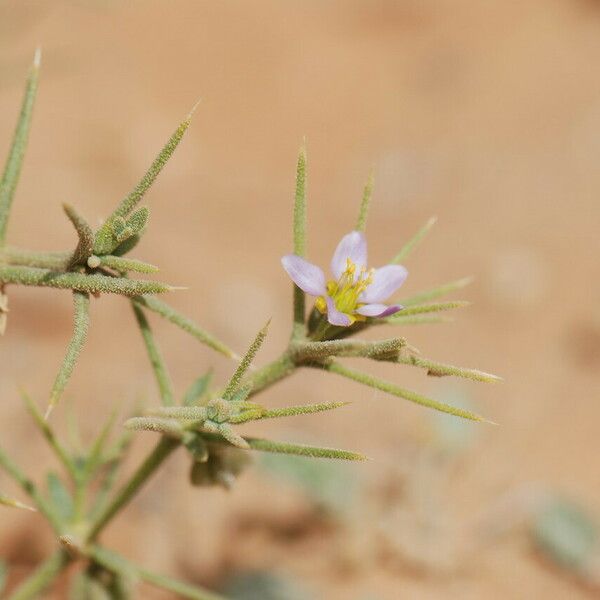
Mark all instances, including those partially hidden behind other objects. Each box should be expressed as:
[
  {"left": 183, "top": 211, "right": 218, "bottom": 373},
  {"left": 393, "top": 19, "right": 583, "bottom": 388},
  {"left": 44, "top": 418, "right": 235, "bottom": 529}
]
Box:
[{"left": 315, "top": 258, "right": 373, "bottom": 318}]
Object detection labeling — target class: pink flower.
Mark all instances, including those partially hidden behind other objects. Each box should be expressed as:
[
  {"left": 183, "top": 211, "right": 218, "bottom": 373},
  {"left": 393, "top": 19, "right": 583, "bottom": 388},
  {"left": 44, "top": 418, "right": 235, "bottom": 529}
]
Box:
[{"left": 282, "top": 231, "right": 407, "bottom": 326}]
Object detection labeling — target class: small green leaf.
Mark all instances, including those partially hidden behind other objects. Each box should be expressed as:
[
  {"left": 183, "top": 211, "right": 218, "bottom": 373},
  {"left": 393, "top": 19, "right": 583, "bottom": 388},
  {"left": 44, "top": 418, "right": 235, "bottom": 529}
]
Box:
[
  {"left": 398, "top": 354, "right": 501, "bottom": 383},
  {"left": 124, "top": 416, "right": 183, "bottom": 437},
  {"left": 223, "top": 321, "right": 269, "bottom": 400},
  {"left": 292, "top": 146, "right": 307, "bottom": 337},
  {"left": 132, "top": 302, "right": 174, "bottom": 406},
  {"left": 386, "top": 301, "right": 470, "bottom": 320},
  {"left": 355, "top": 171, "right": 374, "bottom": 233},
  {"left": 293, "top": 145, "right": 307, "bottom": 257},
  {"left": 323, "top": 361, "right": 491, "bottom": 422},
  {"left": 183, "top": 371, "right": 213, "bottom": 406},
  {"left": 243, "top": 437, "right": 367, "bottom": 461},
  {"left": 94, "top": 111, "right": 194, "bottom": 254},
  {"left": 134, "top": 295, "right": 236, "bottom": 358},
  {"left": 0, "top": 49, "right": 41, "bottom": 245},
  {"left": 0, "top": 493, "right": 36, "bottom": 512},
  {"left": 229, "top": 401, "right": 347, "bottom": 424},
  {"left": 93, "top": 255, "right": 158, "bottom": 274},
  {"left": 400, "top": 276, "right": 473, "bottom": 306},
  {"left": 126, "top": 206, "right": 149, "bottom": 235},
  {"left": 46, "top": 291, "right": 90, "bottom": 418},
  {"left": 63, "top": 203, "right": 94, "bottom": 269},
  {"left": 46, "top": 472, "right": 73, "bottom": 520},
  {"left": 390, "top": 216, "right": 437, "bottom": 264}
]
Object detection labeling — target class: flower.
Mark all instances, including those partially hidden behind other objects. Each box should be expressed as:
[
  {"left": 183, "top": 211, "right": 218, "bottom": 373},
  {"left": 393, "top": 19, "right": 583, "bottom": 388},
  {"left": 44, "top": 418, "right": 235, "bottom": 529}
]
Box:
[{"left": 282, "top": 231, "right": 408, "bottom": 326}]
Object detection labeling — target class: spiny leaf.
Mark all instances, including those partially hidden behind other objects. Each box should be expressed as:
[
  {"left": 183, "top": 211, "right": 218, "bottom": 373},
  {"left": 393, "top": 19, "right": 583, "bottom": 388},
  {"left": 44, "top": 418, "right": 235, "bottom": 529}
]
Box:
[
  {"left": 400, "top": 276, "right": 473, "bottom": 306},
  {"left": 183, "top": 371, "right": 213, "bottom": 406},
  {"left": 391, "top": 216, "right": 437, "bottom": 264},
  {"left": 21, "top": 390, "right": 77, "bottom": 476},
  {"left": 46, "top": 472, "right": 73, "bottom": 520},
  {"left": 212, "top": 424, "right": 249, "bottom": 449},
  {"left": 126, "top": 206, "right": 149, "bottom": 235},
  {"left": 124, "top": 416, "right": 184, "bottom": 437},
  {"left": 323, "top": 361, "right": 491, "bottom": 422},
  {"left": 355, "top": 171, "right": 374, "bottom": 232},
  {"left": 387, "top": 300, "right": 470, "bottom": 320},
  {"left": 229, "top": 385, "right": 251, "bottom": 403},
  {"left": 377, "top": 314, "right": 453, "bottom": 326},
  {"left": 223, "top": 320, "right": 270, "bottom": 400},
  {"left": 0, "top": 493, "right": 36, "bottom": 512},
  {"left": 94, "top": 111, "right": 194, "bottom": 254},
  {"left": 92, "top": 255, "right": 158, "bottom": 274},
  {"left": 243, "top": 437, "right": 367, "bottom": 461},
  {"left": 112, "top": 233, "right": 142, "bottom": 257},
  {"left": 0, "top": 49, "right": 41, "bottom": 245},
  {"left": 63, "top": 203, "right": 94, "bottom": 268},
  {"left": 84, "top": 409, "right": 118, "bottom": 478},
  {"left": 46, "top": 291, "right": 90, "bottom": 418},
  {"left": 398, "top": 354, "right": 502, "bottom": 383},
  {"left": 229, "top": 401, "right": 348, "bottom": 424},
  {"left": 0, "top": 265, "right": 173, "bottom": 295},
  {"left": 134, "top": 295, "right": 236, "bottom": 358},
  {"left": 292, "top": 146, "right": 307, "bottom": 337},
  {"left": 293, "top": 145, "right": 307, "bottom": 257},
  {"left": 132, "top": 302, "right": 174, "bottom": 406}
]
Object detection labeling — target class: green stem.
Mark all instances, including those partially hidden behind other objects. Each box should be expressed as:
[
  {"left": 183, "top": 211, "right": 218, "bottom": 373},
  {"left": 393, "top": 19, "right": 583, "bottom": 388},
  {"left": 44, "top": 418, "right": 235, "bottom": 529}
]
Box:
[
  {"left": 86, "top": 437, "right": 178, "bottom": 542},
  {"left": 89, "top": 545, "right": 225, "bottom": 600},
  {"left": 7, "top": 549, "right": 71, "bottom": 600},
  {"left": 244, "top": 352, "right": 296, "bottom": 396}
]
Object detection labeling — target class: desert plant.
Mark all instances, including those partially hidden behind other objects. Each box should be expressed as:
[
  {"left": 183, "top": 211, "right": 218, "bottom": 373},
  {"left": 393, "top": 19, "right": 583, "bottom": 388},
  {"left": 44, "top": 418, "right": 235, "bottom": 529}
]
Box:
[{"left": 0, "top": 51, "right": 499, "bottom": 599}]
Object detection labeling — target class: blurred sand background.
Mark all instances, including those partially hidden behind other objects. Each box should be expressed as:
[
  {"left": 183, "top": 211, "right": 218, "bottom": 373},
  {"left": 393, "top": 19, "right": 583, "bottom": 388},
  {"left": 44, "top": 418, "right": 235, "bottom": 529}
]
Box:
[{"left": 1, "top": 0, "right": 600, "bottom": 598}]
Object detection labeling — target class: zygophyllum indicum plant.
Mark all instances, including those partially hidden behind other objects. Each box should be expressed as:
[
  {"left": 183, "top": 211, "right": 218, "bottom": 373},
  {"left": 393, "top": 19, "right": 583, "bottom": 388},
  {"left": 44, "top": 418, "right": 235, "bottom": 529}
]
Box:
[{"left": 0, "top": 51, "right": 500, "bottom": 599}]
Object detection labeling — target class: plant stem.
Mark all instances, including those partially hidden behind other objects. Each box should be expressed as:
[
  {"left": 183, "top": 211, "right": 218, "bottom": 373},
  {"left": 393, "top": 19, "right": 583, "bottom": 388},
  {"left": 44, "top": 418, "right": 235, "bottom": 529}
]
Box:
[
  {"left": 245, "top": 352, "right": 296, "bottom": 396},
  {"left": 89, "top": 546, "right": 226, "bottom": 600},
  {"left": 87, "top": 436, "right": 178, "bottom": 542},
  {"left": 7, "top": 549, "right": 71, "bottom": 600}
]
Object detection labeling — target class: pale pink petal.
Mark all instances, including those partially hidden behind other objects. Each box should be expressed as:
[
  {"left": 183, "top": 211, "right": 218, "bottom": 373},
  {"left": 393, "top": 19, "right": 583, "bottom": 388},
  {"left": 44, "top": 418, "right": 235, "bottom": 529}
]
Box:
[
  {"left": 281, "top": 255, "right": 326, "bottom": 296},
  {"left": 356, "top": 303, "right": 402, "bottom": 317},
  {"left": 326, "top": 296, "right": 352, "bottom": 326},
  {"left": 360, "top": 265, "right": 408, "bottom": 303},
  {"left": 330, "top": 231, "right": 367, "bottom": 280}
]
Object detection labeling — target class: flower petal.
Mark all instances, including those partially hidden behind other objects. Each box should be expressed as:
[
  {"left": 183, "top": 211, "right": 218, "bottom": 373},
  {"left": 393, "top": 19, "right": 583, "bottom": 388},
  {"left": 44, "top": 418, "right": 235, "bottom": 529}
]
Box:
[
  {"left": 281, "top": 255, "right": 326, "bottom": 296},
  {"left": 330, "top": 231, "right": 367, "bottom": 280},
  {"left": 360, "top": 264, "right": 408, "bottom": 303},
  {"left": 356, "top": 303, "right": 402, "bottom": 317},
  {"left": 326, "top": 296, "right": 352, "bottom": 326}
]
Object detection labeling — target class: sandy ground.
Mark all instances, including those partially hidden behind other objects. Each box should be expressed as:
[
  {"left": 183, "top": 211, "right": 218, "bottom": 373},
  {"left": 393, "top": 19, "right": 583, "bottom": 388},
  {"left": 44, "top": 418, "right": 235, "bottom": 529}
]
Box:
[{"left": 1, "top": 0, "right": 600, "bottom": 598}]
